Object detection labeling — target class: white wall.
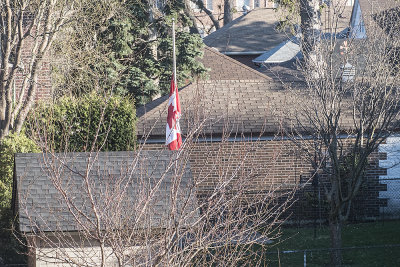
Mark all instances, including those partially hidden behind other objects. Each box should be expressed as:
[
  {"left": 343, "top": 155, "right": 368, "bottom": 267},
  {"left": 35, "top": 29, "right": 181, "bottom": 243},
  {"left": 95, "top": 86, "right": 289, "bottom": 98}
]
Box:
[
  {"left": 34, "top": 246, "right": 141, "bottom": 267},
  {"left": 379, "top": 136, "right": 400, "bottom": 218}
]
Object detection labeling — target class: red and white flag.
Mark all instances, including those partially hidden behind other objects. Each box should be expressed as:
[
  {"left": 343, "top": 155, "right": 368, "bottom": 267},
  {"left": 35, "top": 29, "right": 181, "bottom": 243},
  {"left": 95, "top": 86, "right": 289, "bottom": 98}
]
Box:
[{"left": 166, "top": 75, "right": 182, "bottom": 150}]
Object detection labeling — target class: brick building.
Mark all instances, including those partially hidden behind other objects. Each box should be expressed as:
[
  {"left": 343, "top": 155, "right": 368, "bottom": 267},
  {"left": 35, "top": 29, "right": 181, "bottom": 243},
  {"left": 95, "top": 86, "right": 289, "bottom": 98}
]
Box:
[
  {"left": 9, "top": 15, "right": 53, "bottom": 104},
  {"left": 136, "top": 46, "right": 389, "bottom": 221},
  {"left": 0, "top": 12, "right": 53, "bottom": 139},
  {"left": 15, "top": 38, "right": 52, "bottom": 102}
]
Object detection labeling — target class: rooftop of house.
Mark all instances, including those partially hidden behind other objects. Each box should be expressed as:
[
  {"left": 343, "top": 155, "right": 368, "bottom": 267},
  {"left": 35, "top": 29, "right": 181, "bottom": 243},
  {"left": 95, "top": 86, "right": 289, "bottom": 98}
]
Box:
[
  {"left": 321, "top": 2, "right": 354, "bottom": 33},
  {"left": 136, "top": 46, "right": 355, "bottom": 139},
  {"left": 203, "top": 5, "right": 353, "bottom": 56},
  {"left": 137, "top": 3, "right": 397, "bottom": 141},
  {"left": 203, "top": 8, "right": 290, "bottom": 54},
  {"left": 136, "top": 46, "right": 272, "bottom": 120},
  {"left": 357, "top": 0, "right": 400, "bottom": 36},
  {"left": 13, "top": 151, "right": 198, "bottom": 233},
  {"left": 358, "top": 0, "right": 399, "bottom": 17}
]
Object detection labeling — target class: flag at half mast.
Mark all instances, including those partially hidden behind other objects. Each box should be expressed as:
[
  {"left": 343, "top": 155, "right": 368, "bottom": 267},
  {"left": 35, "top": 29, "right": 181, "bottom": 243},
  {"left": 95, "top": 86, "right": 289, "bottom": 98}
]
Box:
[
  {"left": 166, "top": 75, "right": 182, "bottom": 150},
  {"left": 166, "top": 18, "right": 182, "bottom": 150}
]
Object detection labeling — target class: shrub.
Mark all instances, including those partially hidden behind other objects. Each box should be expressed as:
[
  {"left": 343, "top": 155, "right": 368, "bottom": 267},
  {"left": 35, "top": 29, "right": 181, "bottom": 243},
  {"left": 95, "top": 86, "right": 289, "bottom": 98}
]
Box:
[
  {"left": 0, "top": 132, "right": 39, "bottom": 210},
  {"left": 0, "top": 132, "right": 39, "bottom": 265},
  {"left": 28, "top": 92, "right": 136, "bottom": 152}
]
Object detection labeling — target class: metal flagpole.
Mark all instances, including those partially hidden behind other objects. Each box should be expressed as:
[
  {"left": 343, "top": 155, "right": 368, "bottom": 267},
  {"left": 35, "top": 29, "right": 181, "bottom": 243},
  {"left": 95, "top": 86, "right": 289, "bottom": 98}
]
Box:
[
  {"left": 172, "top": 18, "right": 177, "bottom": 86},
  {"left": 171, "top": 17, "right": 179, "bottom": 238}
]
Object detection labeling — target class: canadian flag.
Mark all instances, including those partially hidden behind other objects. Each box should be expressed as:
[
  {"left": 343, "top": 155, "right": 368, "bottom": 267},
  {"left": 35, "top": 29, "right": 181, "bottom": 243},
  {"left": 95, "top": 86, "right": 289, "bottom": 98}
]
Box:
[{"left": 166, "top": 75, "right": 182, "bottom": 150}]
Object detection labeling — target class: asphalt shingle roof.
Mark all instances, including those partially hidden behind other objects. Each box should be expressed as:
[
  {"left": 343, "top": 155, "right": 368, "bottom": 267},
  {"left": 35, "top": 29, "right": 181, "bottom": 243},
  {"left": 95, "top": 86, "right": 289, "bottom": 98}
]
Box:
[
  {"left": 199, "top": 46, "right": 271, "bottom": 80},
  {"left": 137, "top": 79, "right": 289, "bottom": 138},
  {"left": 14, "top": 151, "right": 198, "bottom": 233},
  {"left": 136, "top": 46, "right": 357, "bottom": 138},
  {"left": 203, "top": 8, "right": 290, "bottom": 53},
  {"left": 203, "top": 5, "right": 352, "bottom": 55},
  {"left": 358, "top": 0, "right": 400, "bottom": 36},
  {"left": 136, "top": 46, "right": 282, "bottom": 138}
]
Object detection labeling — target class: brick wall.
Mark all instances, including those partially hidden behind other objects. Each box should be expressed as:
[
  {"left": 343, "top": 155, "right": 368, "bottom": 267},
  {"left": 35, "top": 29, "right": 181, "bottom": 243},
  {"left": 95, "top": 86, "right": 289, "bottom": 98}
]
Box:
[
  {"left": 11, "top": 20, "right": 53, "bottom": 105},
  {"left": 141, "top": 138, "right": 387, "bottom": 222},
  {"left": 17, "top": 35, "right": 52, "bottom": 102}
]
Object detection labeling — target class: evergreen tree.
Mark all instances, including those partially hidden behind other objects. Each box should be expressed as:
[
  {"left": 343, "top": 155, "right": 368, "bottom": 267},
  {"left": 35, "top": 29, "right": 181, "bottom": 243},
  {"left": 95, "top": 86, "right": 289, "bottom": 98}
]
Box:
[{"left": 53, "top": 0, "right": 207, "bottom": 106}]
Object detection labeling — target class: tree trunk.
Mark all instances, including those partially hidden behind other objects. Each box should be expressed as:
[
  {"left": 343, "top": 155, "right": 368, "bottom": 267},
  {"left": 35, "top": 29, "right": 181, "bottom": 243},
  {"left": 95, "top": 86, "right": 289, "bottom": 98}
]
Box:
[
  {"left": 329, "top": 218, "right": 343, "bottom": 267},
  {"left": 299, "top": 0, "right": 323, "bottom": 77},
  {"left": 184, "top": 0, "right": 201, "bottom": 34},
  {"left": 299, "top": 0, "right": 321, "bottom": 58},
  {"left": 147, "top": 0, "right": 158, "bottom": 61},
  {"left": 194, "top": 0, "right": 220, "bottom": 31},
  {"left": 147, "top": 0, "right": 160, "bottom": 98},
  {"left": 223, "top": 0, "right": 234, "bottom": 25}
]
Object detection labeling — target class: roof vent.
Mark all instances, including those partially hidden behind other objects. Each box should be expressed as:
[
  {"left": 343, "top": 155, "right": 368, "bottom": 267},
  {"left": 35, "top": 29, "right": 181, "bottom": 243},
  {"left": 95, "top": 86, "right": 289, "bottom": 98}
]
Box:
[{"left": 341, "top": 62, "right": 355, "bottom": 82}]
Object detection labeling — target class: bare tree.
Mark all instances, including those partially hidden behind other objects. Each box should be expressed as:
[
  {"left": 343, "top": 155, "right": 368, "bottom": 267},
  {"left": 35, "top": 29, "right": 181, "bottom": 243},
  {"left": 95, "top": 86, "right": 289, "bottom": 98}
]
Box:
[
  {"left": 223, "top": 0, "right": 234, "bottom": 25},
  {"left": 187, "top": 0, "right": 221, "bottom": 32},
  {"left": 299, "top": 0, "right": 323, "bottom": 77},
  {"left": 0, "top": 0, "right": 79, "bottom": 139},
  {"left": 15, "top": 90, "right": 298, "bottom": 266},
  {"left": 281, "top": 2, "right": 400, "bottom": 266},
  {"left": 185, "top": 0, "right": 239, "bottom": 34}
]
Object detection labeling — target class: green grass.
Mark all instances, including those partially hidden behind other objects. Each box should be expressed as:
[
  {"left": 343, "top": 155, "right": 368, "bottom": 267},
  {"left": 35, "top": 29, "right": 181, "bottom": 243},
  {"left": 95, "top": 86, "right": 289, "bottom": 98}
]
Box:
[{"left": 262, "top": 220, "right": 400, "bottom": 267}]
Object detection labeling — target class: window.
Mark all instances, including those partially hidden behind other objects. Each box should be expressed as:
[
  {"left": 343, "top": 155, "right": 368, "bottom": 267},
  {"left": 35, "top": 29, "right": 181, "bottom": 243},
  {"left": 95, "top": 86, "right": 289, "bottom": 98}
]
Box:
[
  {"left": 190, "top": 0, "right": 201, "bottom": 11},
  {"left": 207, "top": 0, "right": 213, "bottom": 11},
  {"left": 237, "top": 0, "right": 250, "bottom": 9},
  {"left": 254, "top": 0, "right": 260, "bottom": 8}
]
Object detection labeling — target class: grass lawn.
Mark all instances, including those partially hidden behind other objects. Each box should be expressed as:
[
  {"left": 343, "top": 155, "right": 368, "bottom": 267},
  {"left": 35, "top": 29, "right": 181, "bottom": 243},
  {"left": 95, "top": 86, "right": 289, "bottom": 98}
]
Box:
[{"left": 262, "top": 220, "right": 400, "bottom": 267}]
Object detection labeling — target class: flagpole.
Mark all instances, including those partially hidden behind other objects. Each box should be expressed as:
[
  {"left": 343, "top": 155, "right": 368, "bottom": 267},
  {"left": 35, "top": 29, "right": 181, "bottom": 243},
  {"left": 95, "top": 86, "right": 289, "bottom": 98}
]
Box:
[
  {"left": 166, "top": 18, "right": 182, "bottom": 151},
  {"left": 172, "top": 18, "right": 177, "bottom": 86}
]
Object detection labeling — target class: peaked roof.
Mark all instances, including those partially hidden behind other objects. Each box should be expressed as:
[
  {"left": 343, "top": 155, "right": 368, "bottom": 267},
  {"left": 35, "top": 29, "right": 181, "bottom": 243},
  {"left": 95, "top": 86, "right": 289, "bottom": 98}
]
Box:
[
  {"left": 136, "top": 45, "right": 359, "bottom": 139},
  {"left": 357, "top": 0, "right": 400, "bottom": 36},
  {"left": 136, "top": 46, "right": 281, "bottom": 138},
  {"left": 137, "top": 79, "right": 290, "bottom": 138},
  {"left": 252, "top": 37, "right": 301, "bottom": 64},
  {"left": 358, "top": 0, "right": 399, "bottom": 16},
  {"left": 200, "top": 46, "right": 271, "bottom": 80},
  {"left": 204, "top": 5, "right": 353, "bottom": 55},
  {"left": 203, "top": 8, "right": 289, "bottom": 54},
  {"left": 14, "top": 151, "right": 198, "bottom": 233}
]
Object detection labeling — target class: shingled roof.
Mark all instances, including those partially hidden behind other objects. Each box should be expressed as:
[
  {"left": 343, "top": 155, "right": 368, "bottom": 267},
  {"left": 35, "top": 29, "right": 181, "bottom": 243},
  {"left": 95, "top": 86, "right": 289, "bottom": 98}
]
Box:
[
  {"left": 357, "top": 0, "right": 400, "bottom": 36},
  {"left": 203, "top": 5, "right": 352, "bottom": 55},
  {"left": 203, "top": 8, "right": 289, "bottom": 54},
  {"left": 13, "top": 151, "right": 198, "bottom": 233},
  {"left": 136, "top": 46, "right": 281, "bottom": 138},
  {"left": 137, "top": 80, "right": 290, "bottom": 138},
  {"left": 136, "top": 46, "right": 357, "bottom": 139},
  {"left": 199, "top": 46, "right": 271, "bottom": 80}
]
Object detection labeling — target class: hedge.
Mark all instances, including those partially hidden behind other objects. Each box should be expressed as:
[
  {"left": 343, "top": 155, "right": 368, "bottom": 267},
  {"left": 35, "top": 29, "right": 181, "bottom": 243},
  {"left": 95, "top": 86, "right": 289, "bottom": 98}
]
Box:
[{"left": 28, "top": 92, "right": 136, "bottom": 152}]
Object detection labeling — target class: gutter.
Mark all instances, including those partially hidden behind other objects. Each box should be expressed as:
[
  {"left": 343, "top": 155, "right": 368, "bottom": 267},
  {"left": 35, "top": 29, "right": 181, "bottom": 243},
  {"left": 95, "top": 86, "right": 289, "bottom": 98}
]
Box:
[
  {"left": 220, "top": 51, "right": 267, "bottom": 56},
  {"left": 138, "top": 134, "right": 356, "bottom": 144}
]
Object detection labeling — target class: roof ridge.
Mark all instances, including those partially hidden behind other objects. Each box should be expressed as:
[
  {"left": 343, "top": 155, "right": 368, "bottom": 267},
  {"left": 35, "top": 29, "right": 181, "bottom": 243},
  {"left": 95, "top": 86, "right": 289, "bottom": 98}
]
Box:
[{"left": 204, "top": 46, "right": 272, "bottom": 80}]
